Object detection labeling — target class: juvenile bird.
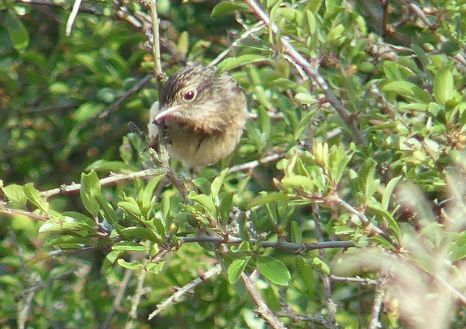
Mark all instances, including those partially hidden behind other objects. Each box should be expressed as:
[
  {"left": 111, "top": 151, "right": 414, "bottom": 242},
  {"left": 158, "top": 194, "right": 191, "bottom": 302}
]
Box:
[{"left": 148, "top": 65, "right": 248, "bottom": 169}]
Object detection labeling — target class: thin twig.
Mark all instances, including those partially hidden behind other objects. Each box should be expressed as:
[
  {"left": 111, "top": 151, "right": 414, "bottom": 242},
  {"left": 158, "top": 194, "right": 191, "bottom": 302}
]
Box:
[
  {"left": 313, "top": 204, "right": 337, "bottom": 326},
  {"left": 276, "top": 310, "right": 332, "bottom": 328},
  {"left": 330, "top": 275, "right": 378, "bottom": 285},
  {"left": 243, "top": 0, "right": 366, "bottom": 145},
  {"left": 40, "top": 168, "right": 165, "bottom": 199},
  {"left": 0, "top": 204, "right": 50, "bottom": 221},
  {"left": 241, "top": 270, "right": 287, "bottom": 329},
  {"left": 99, "top": 74, "right": 153, "bottom": 120},
  {"left": 66, "top": 0, "right": 82, "bottom": 36},
  {"left": 403, "top": 0, "right": 466, "bottom": 70},
  {"left": 181, "top": 235, "right": 354, "bottom": 252},
  {"left": 129, "top": 259, "right": 149, "bottom": 319},
  {"left": 368, "top": 275, "right": 388, "bottom": 329},
  {"left": 228, "top": 153, "right": 283, "bottom": 174},
  {"left": 210, "top": 21, "right": 265, "bottom": 67},
  {"left": 148, "top": 264, "right": 222, "bottom": 319},
  {"left": 15, "top": 0, "right": 148, "bottom": 30},
  {"left": 326, "top": 194, "right": 393, "bottom": 241},
  {"left": 101, "top": 268, "right": 133, "bottom": 329}
]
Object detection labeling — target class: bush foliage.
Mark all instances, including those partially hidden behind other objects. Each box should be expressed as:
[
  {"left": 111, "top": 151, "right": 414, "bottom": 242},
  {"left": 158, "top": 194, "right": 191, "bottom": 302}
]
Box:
[{"left": 2, "top": 0, "right": 466, "bottom": 328}]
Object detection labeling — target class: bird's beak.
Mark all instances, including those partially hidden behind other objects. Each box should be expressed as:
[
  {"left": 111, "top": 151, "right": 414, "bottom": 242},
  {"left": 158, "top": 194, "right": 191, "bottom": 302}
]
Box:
[{"left": 152, "top": 104, "right": 182, "bottom": 124}]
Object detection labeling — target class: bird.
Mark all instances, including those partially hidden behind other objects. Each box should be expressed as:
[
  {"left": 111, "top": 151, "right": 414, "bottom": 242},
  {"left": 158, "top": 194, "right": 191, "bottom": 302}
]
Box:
[{"left": 148, "top": 64, "right": 248, "bottom": 169}]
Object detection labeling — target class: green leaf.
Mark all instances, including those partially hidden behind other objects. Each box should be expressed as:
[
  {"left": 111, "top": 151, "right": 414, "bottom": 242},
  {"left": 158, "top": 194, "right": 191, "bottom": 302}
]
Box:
[
  {"left": 113, "top": 242, "right": 149, "bottom": 252},
  {"left": 451, "top": 231, "right": 466, "bottom": 261},
  {"left": 62, "top": 211, "right": 95, "bottom": 226},
  {"left": 23, "top": 183, "right": 49, "bottom": 213},
  {"left": 328, "top": 144, "right": 353, "bottom": 185},
  {"left": 217, "top": 55, "right": 268, "bottom": 74},
  {"left": 118, "top": 199, "right": 141, "bottom": 219},
  {"left": 119, "top": 227, "right": 160, "bottom": 242},
  {"left": 142, "top": 175, "right": 164, "bottom": 208},
  {"left": 80, "top": 170, "right": 101, "bottom": 217},
  {"left": 218, "top": 192, "right": 234, "bottom": 224},
  {"left": 294, "top": 109, "right": 316, "bottom": 139},
  {"left": 311, "top": 257, "right": 330, "bottom": 275},
  {"left": 249, "top": 192, "right": 289, "bottom": 208},
  {"left": 257, "top": 106, "right": 271, "bottom": 139},
  {"left": 383, "top": 61, "right": 413, "bottom": 81},
  {"left": 2, "top": 184, "right": 27, "bottom": 207},
  {"left": 189, "top": 194, "right": 217, "bottom": 219},
  {"left": 433, "top": 66, "right": 455, "bottom": 105},
  {"left": 46, "top": 235, "right": 94, "bottom": 248},
  {"left": 211, "top": 168, "right": 228, "bottom": 201},
  {"left": 281, "top": 175, "right": 315, "bottom": 193},
  {"left": 382, "top": 176, "right": 402, "bottom": 210},
  {"left": 290, "top": 221, "right": 302, "bottom": 243},
  {"left": 382, "top": 81, "right": 431, "bottom": 103},
  {"left": 49, "top": 82, "right": 70, "bottom": 95},
  {"left": 257, "top": 256, "right": 290, "bottom": 286},
  {"left": 228, "top": 257, "right": 250, "bottom": 284},
  {"left": 211, "top": 2, "right": 250, "bottom": 18},
  {"left": 117, "top": 259, "right": 143, "bottom": 270},
  {"left": 72, "top": 102, "right": 105, "bottom": 122},
  {"left": 355, "top": 158, "right": 379, "bottom": 201},
  {"left": 39, "top": 216, "right": 92, "bottom": 233},
  {"left": 95, "top": 195, "right": 117, "bottom": 226},
  {"left": 86, "top": 160, "right": 138, "bottom": 173},
  {"left": 5, "top": 10, "right": 29, "bottom": 51}
]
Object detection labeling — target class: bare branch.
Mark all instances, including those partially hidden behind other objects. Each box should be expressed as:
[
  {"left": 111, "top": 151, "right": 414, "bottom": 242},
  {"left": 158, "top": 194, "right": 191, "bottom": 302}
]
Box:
[
  {"left": 368, "top": 275, "right": 388, "bottom": 329},
  {"left": 403, "top": 0, "right": 466, "bottom": 71},
  {"left": 40, "top": 168, "right": 165, "bottom": 199},
  {"left": 101, "top": 268, "right": 133, "bottom": 329},
  {"left": 313, "top": 204, "right": 337, "bottom": 326},
  {"left": 330, "top": 275, "right": 378, "bottom": 285},
  {"left": 243, "top": 0, "right": 366, "bottom": 145},
  {"left": 181, "top": 235, "right": 354, "bottom": 252},
  {"left": 148, "top": 264, "right": 222, "bottom": 319},
  {"left": 241, "top": 270, "right": 287, "bottom": 329},
  {"left": 276, "top": 310, "right": 332, "bottom": 328},
  {"left": 0, "top": 204, "right": 50, "bottom": 221},
  {"left": 66, "top": 0, "right": 82, "bottom": 36},
  {"left": 210, "top": 20, "right": 265, "bottom": 67}
]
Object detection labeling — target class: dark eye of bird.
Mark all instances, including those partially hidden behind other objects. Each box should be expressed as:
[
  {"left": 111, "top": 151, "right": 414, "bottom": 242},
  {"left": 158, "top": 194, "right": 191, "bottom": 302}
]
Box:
[{"left": 184, "top": 90, "right": 196, "bottom": 101}]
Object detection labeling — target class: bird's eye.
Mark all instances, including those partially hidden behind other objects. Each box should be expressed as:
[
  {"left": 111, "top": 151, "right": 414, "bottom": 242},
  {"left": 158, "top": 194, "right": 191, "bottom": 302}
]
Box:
[{"left": 184, "top": 90, "right": 196, "bottom": 101}]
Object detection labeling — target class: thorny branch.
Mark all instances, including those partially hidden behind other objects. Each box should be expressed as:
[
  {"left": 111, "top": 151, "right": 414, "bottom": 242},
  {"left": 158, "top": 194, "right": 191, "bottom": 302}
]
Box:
[{"left": 243, "top": 0, "right": 366, "bottom": 145}]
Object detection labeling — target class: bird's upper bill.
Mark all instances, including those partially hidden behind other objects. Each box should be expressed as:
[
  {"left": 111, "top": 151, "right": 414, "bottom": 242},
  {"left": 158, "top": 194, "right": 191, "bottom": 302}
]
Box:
[{"left": 152, "top": 104, "right": 182, "bottom": 124}]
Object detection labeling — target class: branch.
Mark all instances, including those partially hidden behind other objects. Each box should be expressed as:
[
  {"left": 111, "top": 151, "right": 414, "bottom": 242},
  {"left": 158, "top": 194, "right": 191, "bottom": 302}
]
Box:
[
  {"left": 228, "top": 153, "right": 283, "bottom": 174},
  {"left": 243, "top": 0, "right": 366, "bottom": 145},
  {"left": 15, "top": 0, "right": 149, "bottom": 30},
  {"left": 40, "top": 168, "right": 165, "bottom": 199},
  {"left": 313, "top": 204, "right": 337, "bottom": 326},
  {"left": 276, "top": 310, "right": 332, "bottom": 328},
  {"left": 130, "top": 259, "right": 149, "bottom": 319},
  {"left": 66, "top": 0, "right": 82, "bottom": 36},
  {"left": 101, "top": 268, "right": 133, "bottom": 329},
  {"left": 98, "top": 74, "right": 153, "bottom": 121},
  {"left": 326, "top": 194, "right": 394, "bottom": 243},
  {"left": 330, "top": 275, "right": 377, "bottom": 285},
  {"left": 181, "top": 235, "right": 354, "bottom": 252},
  {"left": 148, "top": 264, "right": 222, "bottom": 319},
  {"left": 368, "top": 275, "right": 388, "bottom": 329},
  {"left": 210, "top": 20, "right": 265, "bottom": 67},
  {"left": 0, "top": 204, "right": 50, "bottom": 221},
  {"left": 241, "top": 270, "right": 287, "bottom": 329},
  {"left": 403, "top": 0, "right": 466, "bottom": 71}
]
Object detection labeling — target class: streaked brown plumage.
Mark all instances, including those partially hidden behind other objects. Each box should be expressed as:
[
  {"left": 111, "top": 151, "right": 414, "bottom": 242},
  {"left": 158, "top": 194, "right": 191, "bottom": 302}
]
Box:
[{"left": 148, "top": 65, "right": 248, "bottom": 169}]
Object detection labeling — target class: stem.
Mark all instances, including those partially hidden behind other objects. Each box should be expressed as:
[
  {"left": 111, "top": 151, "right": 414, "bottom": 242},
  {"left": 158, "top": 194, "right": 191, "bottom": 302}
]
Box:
[{"left": 243, "top": 0, "right": 366, "bottom": 145}]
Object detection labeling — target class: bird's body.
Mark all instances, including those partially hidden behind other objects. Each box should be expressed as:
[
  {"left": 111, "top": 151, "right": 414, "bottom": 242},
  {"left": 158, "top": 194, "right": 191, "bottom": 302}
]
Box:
[{"left": 148, "top": 65, "right": 248, "bottom": 169}]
